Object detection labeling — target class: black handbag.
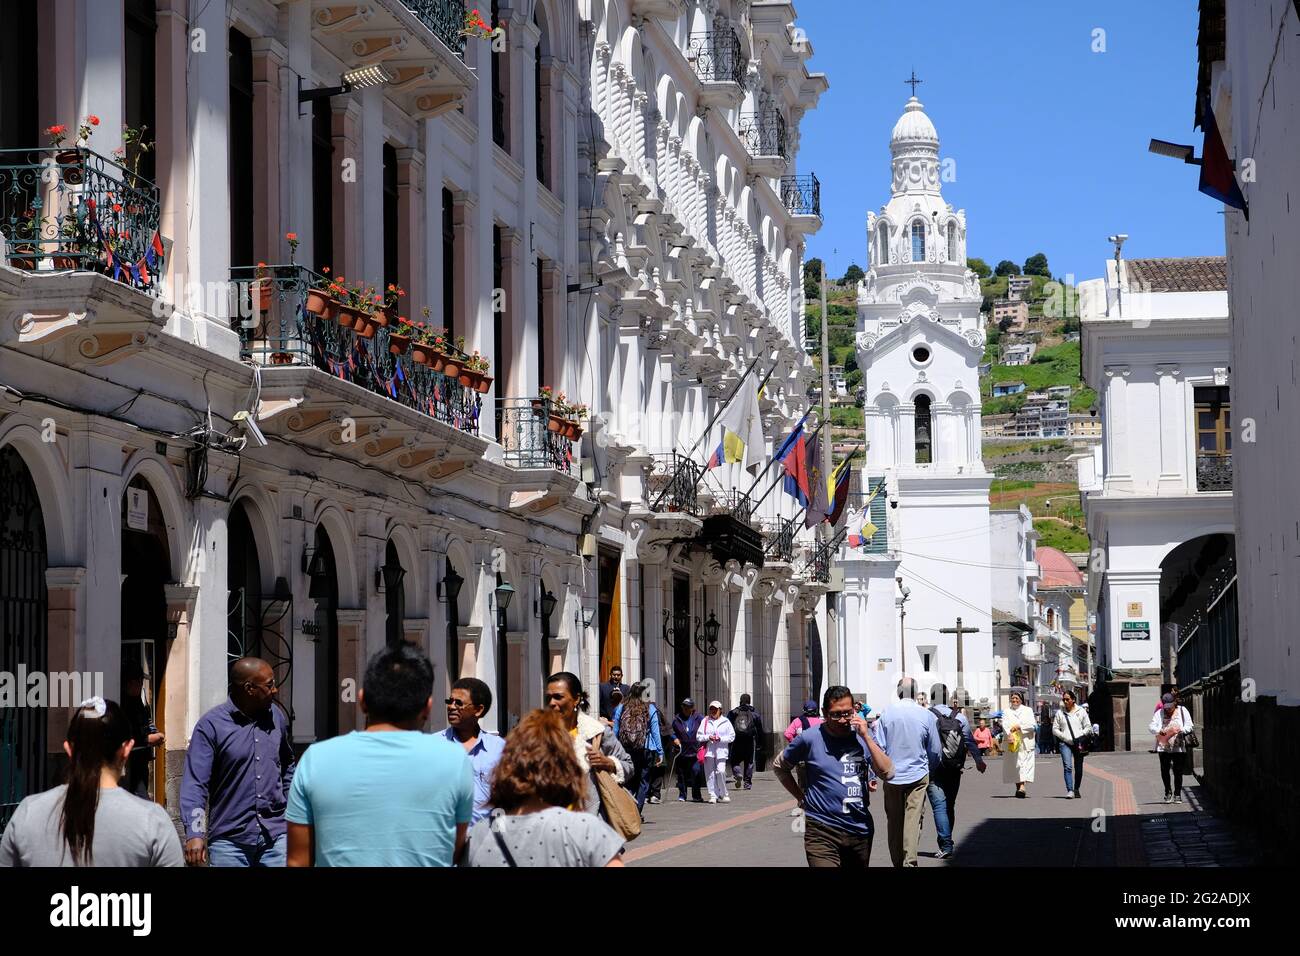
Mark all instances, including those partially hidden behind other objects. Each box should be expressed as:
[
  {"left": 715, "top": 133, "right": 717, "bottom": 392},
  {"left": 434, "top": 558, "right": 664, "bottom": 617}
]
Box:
[{"left": 1064, "top": 709, "right": 1092, "bottom": 754}]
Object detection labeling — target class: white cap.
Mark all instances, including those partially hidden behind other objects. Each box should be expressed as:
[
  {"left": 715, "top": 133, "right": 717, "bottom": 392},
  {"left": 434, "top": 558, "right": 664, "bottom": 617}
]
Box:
[{"left": 709, "top": 700, "right": 722, "bottom": 710}]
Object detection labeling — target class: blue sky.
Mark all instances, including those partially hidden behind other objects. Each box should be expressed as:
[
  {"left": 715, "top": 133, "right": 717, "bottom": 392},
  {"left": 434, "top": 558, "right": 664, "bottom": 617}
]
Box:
[{"left": 794, "top": 0, "right": 1225, "bottom": 283}]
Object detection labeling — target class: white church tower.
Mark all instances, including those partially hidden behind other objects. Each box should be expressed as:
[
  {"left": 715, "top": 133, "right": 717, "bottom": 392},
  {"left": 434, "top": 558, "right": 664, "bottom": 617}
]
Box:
[{"left": 837, "top": 90, "right": 996, "bottom": 711}]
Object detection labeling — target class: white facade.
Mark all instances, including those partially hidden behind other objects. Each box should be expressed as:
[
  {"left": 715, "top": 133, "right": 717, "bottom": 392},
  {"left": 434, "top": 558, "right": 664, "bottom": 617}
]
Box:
[
  {"left": 1075, "top": 255, "right": 1233, "bottom": 713},
  {"left": 1207, "top": 0, "right": 1300, "bottom": 707},
  {"left": 0, "top": 0, "right": 829, "bottom": 820},
  {"left": 837, "top": 95, "right": 995, "bottom": 710}
]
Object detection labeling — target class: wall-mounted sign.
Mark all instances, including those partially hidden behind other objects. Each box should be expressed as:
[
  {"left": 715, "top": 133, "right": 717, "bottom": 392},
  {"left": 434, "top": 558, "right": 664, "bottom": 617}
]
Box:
[
  {"left": 126, "top": 487, "right": 149, "bottom": 532},
  {"left": 1126, "top": 602, "right": 1143, "bottom": 617},
  {"left": 1121, "top": 620, "right": 1150, "bottom": 641}
]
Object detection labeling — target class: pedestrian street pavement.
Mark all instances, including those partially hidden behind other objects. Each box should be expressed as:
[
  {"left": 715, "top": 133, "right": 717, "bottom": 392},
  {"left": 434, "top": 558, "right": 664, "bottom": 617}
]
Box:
[{"left": 625, "top": 751, "right": 1258, "bottom": 867}]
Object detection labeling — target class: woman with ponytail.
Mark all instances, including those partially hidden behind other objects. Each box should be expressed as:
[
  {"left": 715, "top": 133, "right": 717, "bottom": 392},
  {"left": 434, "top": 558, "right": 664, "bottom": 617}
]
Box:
[{"left": 0, "top": 698, "right": 183, "bottom": 867}]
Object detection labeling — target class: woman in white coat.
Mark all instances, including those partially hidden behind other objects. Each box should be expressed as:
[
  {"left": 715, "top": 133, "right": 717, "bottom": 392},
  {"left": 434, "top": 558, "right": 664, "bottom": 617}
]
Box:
[
  {"left": 1001, "top": 691, "right": 1037, "bottom": 798},
  {"left": 696, "top": 700, "right": 736, "bottom": 803},
  {"left": 1052, "top": 690, "right": 1092, "bottom": 799}
]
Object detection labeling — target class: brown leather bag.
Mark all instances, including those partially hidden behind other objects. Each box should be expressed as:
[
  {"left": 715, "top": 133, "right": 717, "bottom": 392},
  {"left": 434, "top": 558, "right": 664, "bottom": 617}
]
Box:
[{"left": 593, "top": 769, "right": 642, "bottom": 842}]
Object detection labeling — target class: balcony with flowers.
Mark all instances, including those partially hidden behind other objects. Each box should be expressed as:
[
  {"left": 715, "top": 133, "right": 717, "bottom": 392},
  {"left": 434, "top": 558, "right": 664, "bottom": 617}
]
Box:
[
  {"left": 307, "top": 0, "right": 476, "bottom": 120},
  {"left": 2, "top": 118, "right": 164, "bottom": 297},
  {"left": 495, "top": 388, "right": 581, "bottom": 475}
]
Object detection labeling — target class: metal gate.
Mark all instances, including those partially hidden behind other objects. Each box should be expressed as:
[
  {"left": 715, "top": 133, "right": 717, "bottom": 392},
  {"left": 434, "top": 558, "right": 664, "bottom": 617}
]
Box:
[{"left": 0, "top": 447, "right": 49, "bottom": 830}]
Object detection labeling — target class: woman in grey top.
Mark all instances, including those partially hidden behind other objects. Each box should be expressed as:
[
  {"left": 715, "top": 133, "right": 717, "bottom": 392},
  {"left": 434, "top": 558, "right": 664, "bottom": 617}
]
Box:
[
  {"left": 0, "top": 697, "right": 183, "bottom": 867},
  {"left": 463, "top": 709, "right": 624, "bottom": 867}
]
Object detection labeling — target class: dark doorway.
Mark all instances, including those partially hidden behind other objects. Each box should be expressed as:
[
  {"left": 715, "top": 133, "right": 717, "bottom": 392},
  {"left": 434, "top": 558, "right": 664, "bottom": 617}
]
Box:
[
  {"left": 309, "top": 527, "right": 339, "bottom": 740},
  {"left": 0, "top": 0, "right": 39, "bottom": 150},
  {"left": 311, "top": 98, "right": 335, "bottom": 273},
  {"left": 383, "top": 539, "right": 406, "bottom": 648},
  {"left": 672, "top": 575, "right": 692, "bottom": 709},
  {"left": 228, "top": 27, "right": 254, "bottom": 270},
  {"left": 597, "top": 547, "right": 620, "bottom": 679},
  {"left": 0, "top": 446, "right": 49, "bottom": 830},
  {"left": 121, "top": 476, "right": 172, "bottom": 804},
  {"left": 227, "top": 501, "right": 263, "bottom": 662},
  {"left": 123, "top": 0, "right": 157, "bottom": 185}
]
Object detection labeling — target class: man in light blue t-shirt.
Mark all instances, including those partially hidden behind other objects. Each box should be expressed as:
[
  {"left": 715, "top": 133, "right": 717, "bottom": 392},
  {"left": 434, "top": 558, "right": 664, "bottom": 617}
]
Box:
[{"left": 286, "top": 645, "right": 473, "bottom": 867}]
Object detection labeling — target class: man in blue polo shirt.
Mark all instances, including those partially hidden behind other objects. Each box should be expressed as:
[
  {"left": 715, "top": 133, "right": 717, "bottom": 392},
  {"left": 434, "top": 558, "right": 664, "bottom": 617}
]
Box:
[
  {"left": 441, "top": 677, "right": 505, "bottom": 823},
  {"left": 773, "top": 685, "right": 895, "bottom": 867}
]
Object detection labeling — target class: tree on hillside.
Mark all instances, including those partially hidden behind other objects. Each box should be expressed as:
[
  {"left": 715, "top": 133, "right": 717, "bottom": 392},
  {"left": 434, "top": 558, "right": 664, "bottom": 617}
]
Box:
[
  {"left": 805, "top": 258, "right": 823, "bottom": 281},
  {"left": 1023, "top": 252, "right": 1050, "bottom": 277},
  {"left": 842, "top": 263, "right": 865, "bottom": 284},
  {"left": 998, "top": 317, "right": 1014, "bottom": 333},
  {"left": 968, "top": 257, "right": 992, "bottom": 279},
  {"left": 995, "top": 260, "right": 1021, "bottom": 277}
]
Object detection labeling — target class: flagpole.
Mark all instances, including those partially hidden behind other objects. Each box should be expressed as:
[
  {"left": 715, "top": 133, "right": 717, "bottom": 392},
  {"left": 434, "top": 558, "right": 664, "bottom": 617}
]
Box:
[
  {"left": 747, "top": 416, "right": 829, "bottom": 509},
  {"left": 744, "top": 413, "right": 823, "bottom": 498},
  {"left": 681, "top": 354, "right": 765, "bottom": 459}
]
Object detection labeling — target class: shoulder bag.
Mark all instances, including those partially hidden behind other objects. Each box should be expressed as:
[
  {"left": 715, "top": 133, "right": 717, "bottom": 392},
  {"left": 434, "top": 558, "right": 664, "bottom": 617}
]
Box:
[
  {"left": 593, "top": 768, "right": 642, "bottom": 842},
  {"left": 489, "top": 813, "right": 519, "bottom": 867},
  {"left": 1063, "top": 709, "right": 1090, "bottom": 755},
  {"left": 1177, "top": 707, "right": 1200, "bottom": 748}
]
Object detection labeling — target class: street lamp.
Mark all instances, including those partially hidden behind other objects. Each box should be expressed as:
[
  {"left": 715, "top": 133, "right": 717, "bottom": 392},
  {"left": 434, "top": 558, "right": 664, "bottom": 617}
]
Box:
[
  {"left": 494, "top": 578, "right": 515, "bottom": 734},
  {"left": 539, "top": 589, "right": 557, "bottom": 682},
  {"left": 298, "top": 65, "right": 393, "bottom": 104},
  {"left": 442, "top": 564, "right": 464, "bottom": 681}
]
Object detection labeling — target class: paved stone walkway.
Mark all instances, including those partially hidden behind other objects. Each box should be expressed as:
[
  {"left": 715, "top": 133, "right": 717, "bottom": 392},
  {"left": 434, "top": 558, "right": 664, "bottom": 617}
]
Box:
[{"left": 626, "top": 750, "right": 1258, "bottom": 867}]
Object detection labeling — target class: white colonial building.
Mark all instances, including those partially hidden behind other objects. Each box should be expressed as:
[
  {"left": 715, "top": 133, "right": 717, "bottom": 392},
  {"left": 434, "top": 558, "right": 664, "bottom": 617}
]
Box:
[
  {"left": 836, "top": 94, "right": 996, "bottom": 710},
  {"left": 1075, "top": 253, "right": 1234, "bottom": 749},
  {"left": 0, "top": 0, "right": 826, "bottom": 825}
]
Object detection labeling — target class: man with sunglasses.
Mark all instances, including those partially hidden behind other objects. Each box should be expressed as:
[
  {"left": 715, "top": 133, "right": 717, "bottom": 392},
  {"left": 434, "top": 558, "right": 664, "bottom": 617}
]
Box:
[
  {"left": 440, "top": 677, "right": 505, "bottom": 823},
  {"left": 773, "top": 685, "right": 894, "bottom": 867},
  {"left": 181, "top": 657, "right": 296, "bottom": 867}
]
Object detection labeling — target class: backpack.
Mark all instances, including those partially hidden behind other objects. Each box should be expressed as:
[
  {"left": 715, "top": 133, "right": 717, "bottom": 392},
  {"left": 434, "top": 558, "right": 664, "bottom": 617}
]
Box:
[
  {"left": 930, "top": 706, "right": 966, "bottom": 771},
  {"left": 733, "top": 707, "right": 755, "bottom": 736}
]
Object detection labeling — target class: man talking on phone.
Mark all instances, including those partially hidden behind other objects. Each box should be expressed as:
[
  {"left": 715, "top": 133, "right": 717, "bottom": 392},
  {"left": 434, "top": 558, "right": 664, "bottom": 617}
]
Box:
[{"left": 773, "top": 685, "right": 894, "bottom": 867}]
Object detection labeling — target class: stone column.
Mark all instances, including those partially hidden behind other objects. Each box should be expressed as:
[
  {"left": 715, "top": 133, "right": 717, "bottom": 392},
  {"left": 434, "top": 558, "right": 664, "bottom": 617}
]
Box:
[
  {"left": 505, "top": 629, "right": 527, "bottom": 731},
  {"left": 154, "top": 0, "right": 189, "bottom": 290},
  {"left": 250, "top": 39, "right": 286, "bottom": 265},
  {"left": 336, "top": 609, "right": 367, "bottom": 734},
  {"left": 1103, "top": 366, "right": 1132, "bottom": 480},
  {"left": 397, "top": 147, "right": 426, "bottom": 315},
  {"left": 162, "top": 583, "right": 199, "bottom": 816},
  {"left": 45, "top": 567, "right": 86, "bottom": 757},
  {"left": 330, "top": 99, "right": 363, "bottom": 281},
  {"left": 499, "top": 226, "right": 527, "bottom": 400},
  {"left": 451, "top": 191, "right": 476, "bottom": 345},
  {"left": 358, "top": 84, "right": 385, "bottom": 286},
  {"left": 80, "top": 0, "right": 125, "bottom": 161}
]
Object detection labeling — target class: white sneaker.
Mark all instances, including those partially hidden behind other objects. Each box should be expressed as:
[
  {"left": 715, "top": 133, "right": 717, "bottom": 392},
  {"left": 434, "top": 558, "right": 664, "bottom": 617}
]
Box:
[
  {"left": 708, "top": 794, "right": 718, "bottom": 804},
  {"left": 721, "top": 795, "right": 731, "bottom": 803}
]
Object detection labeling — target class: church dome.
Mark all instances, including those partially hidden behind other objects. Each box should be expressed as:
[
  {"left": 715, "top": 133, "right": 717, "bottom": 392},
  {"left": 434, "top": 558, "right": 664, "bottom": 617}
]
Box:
[
  {"left": 891, "top": 97, "right": 938, "bottom": 147},
  {"left": 1037, "top": 547, "right": 1084, "bottom": 589}
]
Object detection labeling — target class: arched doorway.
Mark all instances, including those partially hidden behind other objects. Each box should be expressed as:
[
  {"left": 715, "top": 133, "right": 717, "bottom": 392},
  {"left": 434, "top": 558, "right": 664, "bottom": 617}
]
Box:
[
  {"left": 0, "top": 447, "right": 49, "bottom": 828},
  {"left": 307, "top": 526, "right": 339, "bottom": 740},
  {"left": 121, "top": 475, "right": 172, "bottom": 804},
  {"left": 227, "top": 501, "right": 263, "bottom": 662},
  {"left": 381, "top": 539, "right": 406, "bottom": 648}
]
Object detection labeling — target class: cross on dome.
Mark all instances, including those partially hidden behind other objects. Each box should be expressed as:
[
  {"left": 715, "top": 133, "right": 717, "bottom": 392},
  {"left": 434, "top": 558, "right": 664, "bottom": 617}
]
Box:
[{"left": 904, "top": 70, "right": 923, "bottom": 96}]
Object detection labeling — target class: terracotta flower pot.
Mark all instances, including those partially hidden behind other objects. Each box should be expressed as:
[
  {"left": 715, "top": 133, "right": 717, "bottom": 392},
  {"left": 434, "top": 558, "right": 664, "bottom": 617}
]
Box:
[
  {"left": 370, "top": 309, "right": 390, "bottom": 329},
  {"left": 56, "top": 148, "right": 84, "bottom": 185},
  {"left": 458, "top": 369, "right": 477, "bottom": 389},
  {"left": 442, "top": 357, "right": 461, "bottom": 377},
  {"left": 566, "top": 422, "right": 584, "bottom": 441},
  {"left": 334, "top": 305, "right": 357, "bottom": 329},
  {"left": 429, "top": 352, "right": 448, "bottom": 374},
  {"left": 9, "top": 245, "right": 39, "bottom": 270},
  {"left": 52, "top": 255, "right": 79, "bottom": 270},
  {"left": 388, "top": 332, "right": 411, "bottom": 356},
  {"left": 252, "top": 280, "right": 272, "bottom": 312},
  {"left": 411, "top": 342, "right": 435, "bottom": 365},
  {"left": 547, "top": 414, "right": 564, "bottom": 434},
  {"left": 473, "top": 374, "right": 493, "bottom": 395},
  {"left": 271, "top": 351, "right": 295, "bottom": 366},
  {"left": 305, "top": 289, "right": 332, "bottom": 319},
  {"left": 354, "top": 316, "right": 376, "bottom": 339}
]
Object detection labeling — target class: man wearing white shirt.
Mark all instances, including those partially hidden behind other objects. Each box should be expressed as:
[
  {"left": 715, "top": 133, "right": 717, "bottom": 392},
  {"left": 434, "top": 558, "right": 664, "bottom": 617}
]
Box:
[{"left": 877, "top": 678, "right": 942, "bottom": 867}]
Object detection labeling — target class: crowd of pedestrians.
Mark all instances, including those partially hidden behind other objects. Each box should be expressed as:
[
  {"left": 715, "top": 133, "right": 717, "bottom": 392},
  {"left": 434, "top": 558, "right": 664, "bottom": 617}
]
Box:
[{"left": 0, "top": 644, "right": 1201, "bottom": 869}]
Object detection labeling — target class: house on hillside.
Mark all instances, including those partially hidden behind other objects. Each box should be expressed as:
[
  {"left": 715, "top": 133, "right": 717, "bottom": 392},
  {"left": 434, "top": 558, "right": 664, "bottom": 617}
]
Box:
[
  {"left": 1003, "top": 343, "right": 1035, "bottom": 365},
  {"left": 992, "top": 381, "right": 1026, "bottom": 397},
  {"left": 978, "top": 361, "right": 992, "bottom": 377},
  {"left": 1002, "top": 394, "right": 1068, "bottom": 438},
  {"left": 993, "top": 298, "right": 1029, "bottom": 331},
  {"left": 1047, "top": 385, "right": 1072, "bottom": 399},
  {"left": 1069, "top": 414, "right": 1102, "bottom": 441},
  {"left": 1007, "top": 275, "right": 1033, "bottom": 300}
]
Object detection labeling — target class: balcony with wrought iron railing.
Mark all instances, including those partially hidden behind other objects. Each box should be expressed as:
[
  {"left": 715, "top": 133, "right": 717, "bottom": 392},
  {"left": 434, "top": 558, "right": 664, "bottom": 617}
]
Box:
[
  {"left": 697, "top": 489, "right": 764, "bottom": 567},
  {"left": 762, "top": 516, "right": 796, "bottom": 563},
  {"left": 402, "top": 0, "right": 469, "bottom": 56},
  {"left": 495, "top": 397, "right": 577, "bottom": 474},
  {"left": 1196, "top": 452, "right": 1232, "bottom": 492},
  {"left": 230, "top": 264, "right": 482, "bottom": 435},
  {"left": 646, "top": 452, "right": 703, "bottom": 515},
  {"left": 686, "top": 29, "right": 747, "bottom": 108},
  {"left": 781, "top": 173, "right": 821, "bottom": 221},
  {"left": 1, "top": 147, "right": 164, "bottom": 296},
  {"left": 738, "top": 110, "right": 789, "bottom": 167}
]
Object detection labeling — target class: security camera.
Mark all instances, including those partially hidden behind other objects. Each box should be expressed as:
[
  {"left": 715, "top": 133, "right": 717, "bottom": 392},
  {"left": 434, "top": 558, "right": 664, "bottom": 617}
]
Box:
[
  {"left": 889, "top": 498, "right": 898, "bottom": 509},
  {"left": 233, "top": 410, "right": 267, "bottom": 448},
  {"left": 901, "top": 586, "right": 911, "bottom": 599}
]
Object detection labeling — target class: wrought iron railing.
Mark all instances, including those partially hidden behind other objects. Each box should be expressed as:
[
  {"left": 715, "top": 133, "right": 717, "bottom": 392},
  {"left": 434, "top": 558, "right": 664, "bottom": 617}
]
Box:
[
  {"left": 762, "top": 517, "right": 796, "bottom": 562},
  {"left": 1, "top": 146, "right": 164, "bottom": 295},
  {"left": 648, "top": 452, "right": 703, "bottom": 515},
  {"left": 686, "top": 30, "right": 746, "bottom": 85},
  {"left": 781, "top": 173, "right": 820, "bottom": 218},
  {"left": 496, "top": 397, "right": 576, "bottom": 473},
  {"left": 230, "top": 264, "right": 481, "bottom": 435},
  {"left": 1176, "top": 577, "right": 1239, "bottom": 689},
  {"left": 1196, "top": 453, "right": 1232, "bottom": 491},
  {"left": 706, "top": 489, "right": 755, "bottom": 525},
  {"left": 806, "top": 526, "right": 846, "bottom": 583},
  {"left": 739, "top": 110, "right": 788, "bottom": 159},
  {"left": 401, "top": 0, "right": 469, "bottom": 56}
]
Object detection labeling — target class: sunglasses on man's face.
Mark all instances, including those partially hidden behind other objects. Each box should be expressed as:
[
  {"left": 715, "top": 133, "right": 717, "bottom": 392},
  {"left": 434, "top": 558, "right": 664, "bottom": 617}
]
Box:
[
  {"left": 825, "top": 710, "right": 855, "bottom": 722},
  {"left": 445, "top": 698, "right": 473, "bottom": 709}
]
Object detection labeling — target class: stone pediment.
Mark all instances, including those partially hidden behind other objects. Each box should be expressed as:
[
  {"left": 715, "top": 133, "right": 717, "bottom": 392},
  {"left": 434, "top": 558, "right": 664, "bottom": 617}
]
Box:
[
  {"left": 857, "top": 312, "right": 983, "bottom": 357},
  {"left": 895, "top": 277, "right": 943, "bottom": 307}
]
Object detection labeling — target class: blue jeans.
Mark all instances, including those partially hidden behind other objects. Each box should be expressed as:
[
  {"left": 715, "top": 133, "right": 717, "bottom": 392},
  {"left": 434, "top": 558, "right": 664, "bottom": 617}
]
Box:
[
  {"left": 628, "top": 749, "right": 658, "bottom": 811},
  {"left": 208, "top": 830, "right": 287, "bottom": 867},
  {"left": 923, "top": 768, "right": 961, "bottom": 854},
  {"left": 1060, "top": 742, "right": 1084, "bottom": 793}
]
